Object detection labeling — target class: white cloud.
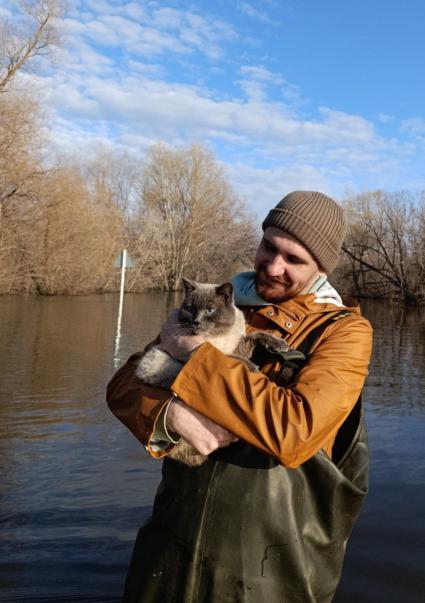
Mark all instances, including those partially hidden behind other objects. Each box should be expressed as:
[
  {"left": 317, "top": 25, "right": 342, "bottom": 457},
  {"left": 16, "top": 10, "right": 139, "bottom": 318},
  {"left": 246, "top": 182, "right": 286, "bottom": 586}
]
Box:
[
  {"left": 377, "top": 113, "right": 394, "bottom": 124},
  {"left": 122, "top": 2, "right": 147, "bottom": 21},
  {"left": 239, "top": 2, "right": 275, "bottom": 24},
  {"left": 224, "top": 162, "right": 330, "bottom": 219},
  {"left": 237, "top": 79, "right": 268, "bottom": 102},
  {"left": 0, "top": 6, "right": 12, "bottom": 19},
  {"left": 240, "top": 65, "right": 282, "bottom": 83},
  {"left": 13, "top": 0, "right": 423, "bottom": 213},
  {"left": 85, "top": 0, "right": 120, "bottom": 14},
  {"left": 238, "top": 65, "right": 301, "bottom": 105},
  {"left": 66, "top": 2, "right": 238, "bottom": 60},
  {"left": 126, "top": 59, "right": 164, "bottom": 75},
  {"left": 41, "top": 62, "right": 415, "bottom": 199},
  {"left": 401, "top": 117, "right": 425, "bottom": 136}
]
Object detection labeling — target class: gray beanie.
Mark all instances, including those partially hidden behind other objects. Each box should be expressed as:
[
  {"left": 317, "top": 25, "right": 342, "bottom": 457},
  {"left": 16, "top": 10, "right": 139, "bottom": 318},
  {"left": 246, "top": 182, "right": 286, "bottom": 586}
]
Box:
[{"left": 262, "top": 190, "right": 347, "bottom": 274}]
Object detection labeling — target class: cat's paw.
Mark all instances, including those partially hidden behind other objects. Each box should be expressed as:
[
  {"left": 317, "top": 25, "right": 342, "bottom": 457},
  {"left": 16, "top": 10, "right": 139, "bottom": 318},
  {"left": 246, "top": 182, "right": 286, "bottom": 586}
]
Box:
[{"left": 263, "top": 336, "right": 291, "bottom": 355}]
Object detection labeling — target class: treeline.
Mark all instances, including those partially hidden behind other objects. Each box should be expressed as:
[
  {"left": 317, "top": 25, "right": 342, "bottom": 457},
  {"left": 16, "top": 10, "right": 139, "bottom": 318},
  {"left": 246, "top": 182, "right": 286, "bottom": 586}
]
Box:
[
  {"left": 0, "top": 138, "right": 258, "bottom": 294},
  {"left": 336, "top": 190, "right": 425, "bottom": 304},
  {"left": 1, "top": 1, "right": 424, "bottom": 302}
]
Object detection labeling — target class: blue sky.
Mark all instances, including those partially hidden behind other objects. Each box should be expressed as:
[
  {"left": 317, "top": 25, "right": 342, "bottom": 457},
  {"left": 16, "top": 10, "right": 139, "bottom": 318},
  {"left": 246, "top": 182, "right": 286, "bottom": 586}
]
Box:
[{"left": 3, "top": 0, "right": 425, "bottom": 216}]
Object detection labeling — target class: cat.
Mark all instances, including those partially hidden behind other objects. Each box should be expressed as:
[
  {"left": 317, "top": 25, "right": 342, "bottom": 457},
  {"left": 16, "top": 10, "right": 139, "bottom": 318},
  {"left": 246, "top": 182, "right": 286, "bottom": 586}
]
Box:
[{"left": 136, "top": 277, "right": 302, "bottom": 466}]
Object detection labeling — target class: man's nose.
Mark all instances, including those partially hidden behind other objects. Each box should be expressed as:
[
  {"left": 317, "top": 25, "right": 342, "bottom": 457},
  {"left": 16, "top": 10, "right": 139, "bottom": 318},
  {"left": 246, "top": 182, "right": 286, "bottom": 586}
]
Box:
[{"left": 265, "top": 256, "right": 286, "bottom": 277}]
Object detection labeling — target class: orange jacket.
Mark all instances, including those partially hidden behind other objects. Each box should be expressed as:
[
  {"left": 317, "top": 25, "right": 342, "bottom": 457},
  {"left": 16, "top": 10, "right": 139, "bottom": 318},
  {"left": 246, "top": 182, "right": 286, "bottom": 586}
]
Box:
[{"left": 107, "top": 293, "right": 373, "bottom": 468}]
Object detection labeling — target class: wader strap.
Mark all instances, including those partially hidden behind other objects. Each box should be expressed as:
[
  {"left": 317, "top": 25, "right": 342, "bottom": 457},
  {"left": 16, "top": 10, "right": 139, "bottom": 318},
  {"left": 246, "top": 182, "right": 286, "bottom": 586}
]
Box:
[{"left": 295, "top": 310, "right": 352, "bottom": 356}]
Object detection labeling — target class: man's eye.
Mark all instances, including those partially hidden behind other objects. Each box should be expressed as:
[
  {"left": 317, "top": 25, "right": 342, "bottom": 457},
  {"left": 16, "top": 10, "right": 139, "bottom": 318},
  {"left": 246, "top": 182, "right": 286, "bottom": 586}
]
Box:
[
  {"left": 264, "top": 241, "right": 275, "bottom": 252},
  {"left": 205, "top": 308, "right": 216, "bottom": 316},
  {"left": 288, "top": 255, "right": 305, "bottom": 264}
]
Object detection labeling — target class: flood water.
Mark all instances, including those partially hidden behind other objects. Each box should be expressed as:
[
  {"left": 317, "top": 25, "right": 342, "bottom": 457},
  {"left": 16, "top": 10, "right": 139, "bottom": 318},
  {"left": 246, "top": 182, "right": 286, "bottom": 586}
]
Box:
[{"left": 0, "top": 293, "right": 424, "bottom": 602}]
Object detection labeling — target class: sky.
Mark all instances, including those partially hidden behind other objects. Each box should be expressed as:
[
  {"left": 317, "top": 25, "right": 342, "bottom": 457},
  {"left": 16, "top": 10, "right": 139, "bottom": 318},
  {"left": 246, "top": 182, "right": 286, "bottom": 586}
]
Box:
[{"left": 3, "top": 0, "right": 425, "bottom": 216}]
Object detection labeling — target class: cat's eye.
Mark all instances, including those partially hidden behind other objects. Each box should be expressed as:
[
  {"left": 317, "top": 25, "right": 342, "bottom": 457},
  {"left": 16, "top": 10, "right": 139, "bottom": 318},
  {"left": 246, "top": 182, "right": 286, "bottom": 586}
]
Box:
[{"left": 205, "top": 308, "right": 216, "bottom": 316}]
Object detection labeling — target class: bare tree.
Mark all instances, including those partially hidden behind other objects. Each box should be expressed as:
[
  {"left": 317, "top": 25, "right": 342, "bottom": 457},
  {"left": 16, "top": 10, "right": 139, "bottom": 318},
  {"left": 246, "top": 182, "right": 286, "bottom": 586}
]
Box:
[
  {"left": 337, "top": 190, "right": 425, "bottom": 303},
  {"left": 0, "top": 0, "right": 63, "bottom": 92},
  {"left": 0, "top": 0, "right": 64, "bottom": 229},
  {"left": 0, "top": 166, "right": 125, "bottom": 294},
  {"left": 131, "top": 143, "right": 257, "bottom": 291},
  {"left": 0, "top": 91, "right": 45, "bottom": 228},
  {"left": 83, "top": 148, "right": 143, "bottom": 218}
]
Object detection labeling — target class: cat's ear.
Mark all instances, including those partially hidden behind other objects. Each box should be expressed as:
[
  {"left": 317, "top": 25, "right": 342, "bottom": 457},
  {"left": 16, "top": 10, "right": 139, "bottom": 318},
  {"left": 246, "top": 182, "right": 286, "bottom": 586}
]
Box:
[
  {"left": 216, "top": 282, "right": 234, "bottom": 304},
  {"left": 182, "top": 277, "right": 196, "bottom": 293}
]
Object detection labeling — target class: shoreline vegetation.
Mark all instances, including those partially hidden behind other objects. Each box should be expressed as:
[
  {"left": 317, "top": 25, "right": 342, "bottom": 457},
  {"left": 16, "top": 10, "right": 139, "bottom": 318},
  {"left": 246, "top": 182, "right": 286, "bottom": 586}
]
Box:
[
  {"left": 1, "top": 1, "right": 424, "bottom": 304},
  {"left": 2, "top": 176, "right": 424, "bottom": 306}
]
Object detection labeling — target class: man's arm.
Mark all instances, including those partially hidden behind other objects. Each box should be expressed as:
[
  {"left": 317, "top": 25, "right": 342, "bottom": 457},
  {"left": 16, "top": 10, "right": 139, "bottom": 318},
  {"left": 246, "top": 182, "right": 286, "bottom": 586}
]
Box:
[
  {"left": 170, "top": 315, "right": 373, "bottom": 468},
  {"left": 106, "top": 351, "right": 237, "bottom": 458},
  {"left": 106, "top": 351, "right": 173, "bottom": 457}
]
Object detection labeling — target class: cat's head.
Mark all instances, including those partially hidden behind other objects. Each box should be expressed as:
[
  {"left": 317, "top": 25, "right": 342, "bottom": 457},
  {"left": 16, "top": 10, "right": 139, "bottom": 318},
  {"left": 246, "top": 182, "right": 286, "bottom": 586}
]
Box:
[{"left": 178, "top": 278, "right": 237, "bottom": 336}]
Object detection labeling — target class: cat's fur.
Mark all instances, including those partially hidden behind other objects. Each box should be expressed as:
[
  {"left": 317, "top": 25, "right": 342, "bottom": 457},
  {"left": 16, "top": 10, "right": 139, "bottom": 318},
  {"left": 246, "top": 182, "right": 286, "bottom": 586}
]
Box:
[{"left": 137, "top": 278, "right": 294, "bottom": 467}]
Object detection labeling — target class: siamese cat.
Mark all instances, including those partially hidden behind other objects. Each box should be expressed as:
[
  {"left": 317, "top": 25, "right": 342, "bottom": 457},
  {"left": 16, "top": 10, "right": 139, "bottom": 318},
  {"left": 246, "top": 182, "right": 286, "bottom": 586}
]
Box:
[{"left": 137, "top": 278, "right": 302, "bottom": 466}]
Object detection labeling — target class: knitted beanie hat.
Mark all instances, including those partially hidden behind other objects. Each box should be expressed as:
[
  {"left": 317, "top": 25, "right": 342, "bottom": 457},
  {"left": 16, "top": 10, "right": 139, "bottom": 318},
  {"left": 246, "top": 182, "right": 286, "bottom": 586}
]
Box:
[{"left": 262, "top": 190, "right": 347, "bottom": 274}]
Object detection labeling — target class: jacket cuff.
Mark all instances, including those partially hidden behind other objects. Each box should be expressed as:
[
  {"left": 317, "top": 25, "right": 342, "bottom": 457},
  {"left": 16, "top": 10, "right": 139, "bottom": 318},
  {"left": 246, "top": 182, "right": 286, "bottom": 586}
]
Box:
[
  {"left": 150, "top": 395, "right": 181, "bottom": 444},
  {"left": 146, "top": 396, "right": 180, "bottom": 458}
]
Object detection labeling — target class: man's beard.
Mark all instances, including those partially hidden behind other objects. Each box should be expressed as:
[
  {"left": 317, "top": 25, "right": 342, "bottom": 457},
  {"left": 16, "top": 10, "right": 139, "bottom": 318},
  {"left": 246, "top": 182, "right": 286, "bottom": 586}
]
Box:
[{"left": 255, "top": 269, "right": 293, "bottom": 303}]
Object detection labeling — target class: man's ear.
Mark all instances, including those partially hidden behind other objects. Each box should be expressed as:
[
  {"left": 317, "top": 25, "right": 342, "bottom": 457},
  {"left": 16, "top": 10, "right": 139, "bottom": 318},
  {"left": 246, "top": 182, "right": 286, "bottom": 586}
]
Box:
[
  {"left": 216, "top": 282, "right": 234, "bottom": 304},
  {"left": 182, "top": 277, "right": 196, "bottom": 293}
]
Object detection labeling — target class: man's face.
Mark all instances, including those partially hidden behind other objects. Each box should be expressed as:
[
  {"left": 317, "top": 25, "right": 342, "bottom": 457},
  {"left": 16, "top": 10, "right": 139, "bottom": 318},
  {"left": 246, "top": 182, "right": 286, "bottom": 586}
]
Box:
[{"left": 254, "top": 227, "right": 323, "bottom": 303}]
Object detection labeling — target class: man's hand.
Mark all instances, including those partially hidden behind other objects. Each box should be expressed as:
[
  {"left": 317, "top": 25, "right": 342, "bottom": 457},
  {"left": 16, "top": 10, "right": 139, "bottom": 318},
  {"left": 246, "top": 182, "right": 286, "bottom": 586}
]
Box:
[
  {"left": 160, "top": 309, "right": 205, "bottom": 362},
  {"left": 167, "top": 397, "right": 238, "bottom": 455}
]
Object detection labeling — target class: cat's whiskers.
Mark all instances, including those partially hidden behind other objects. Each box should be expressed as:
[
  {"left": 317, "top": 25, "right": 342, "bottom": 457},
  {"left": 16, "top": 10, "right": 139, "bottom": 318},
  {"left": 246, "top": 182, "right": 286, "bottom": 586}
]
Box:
[{"left": 166, "top": 324, "right": 197, "bottom": 341}]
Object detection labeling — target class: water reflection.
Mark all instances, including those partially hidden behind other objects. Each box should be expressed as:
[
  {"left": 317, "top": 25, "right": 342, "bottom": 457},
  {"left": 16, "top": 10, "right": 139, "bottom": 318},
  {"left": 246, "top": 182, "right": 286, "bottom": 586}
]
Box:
[
  {"left": 0, "top": 293, "right": 173, "bottom": 602},
  {"left": 334, "top": 300, "right": 425, "bottom": 603},
  {"left": 362, "top": 301, "right": 425, "bottom": 416},
  {"left": 0, "top": 294, "right": 424, "bottom": 602}
]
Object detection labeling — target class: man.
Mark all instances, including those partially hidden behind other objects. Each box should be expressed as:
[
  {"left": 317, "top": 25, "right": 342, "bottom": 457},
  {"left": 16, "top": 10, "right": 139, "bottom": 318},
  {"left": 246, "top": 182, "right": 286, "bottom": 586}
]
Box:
[{"left": 107, "top": 191, "right": 373, "bottom": 603}]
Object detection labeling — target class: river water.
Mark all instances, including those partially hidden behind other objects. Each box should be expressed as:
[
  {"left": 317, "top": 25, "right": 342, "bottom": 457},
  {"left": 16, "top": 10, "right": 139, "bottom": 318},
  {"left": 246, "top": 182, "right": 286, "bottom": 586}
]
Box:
[{"left": 0, "top": 293, "right": 424, "bottom": 602}]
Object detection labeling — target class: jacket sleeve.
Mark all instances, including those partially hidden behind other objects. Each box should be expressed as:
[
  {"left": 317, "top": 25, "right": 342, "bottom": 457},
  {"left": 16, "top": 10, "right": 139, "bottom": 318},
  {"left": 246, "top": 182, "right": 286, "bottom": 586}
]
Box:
[
  {"left": 106, "top": 351, "right": 176, "bottom": 458},
  {"left": 171, "top": 315, "right": 373, "bottom": 468}
]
